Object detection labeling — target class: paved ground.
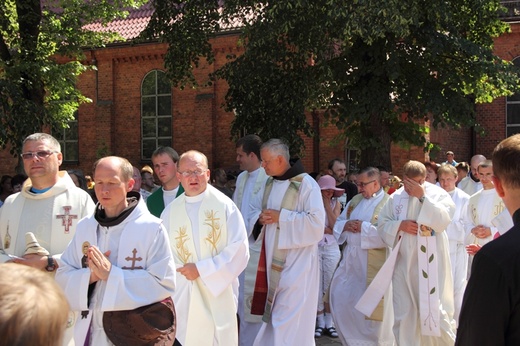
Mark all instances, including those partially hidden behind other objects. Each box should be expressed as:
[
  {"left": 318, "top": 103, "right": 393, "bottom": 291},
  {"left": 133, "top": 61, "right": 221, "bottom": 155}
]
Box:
[{"left": 315, "top": 334, "right": 342, "bottom": 345}]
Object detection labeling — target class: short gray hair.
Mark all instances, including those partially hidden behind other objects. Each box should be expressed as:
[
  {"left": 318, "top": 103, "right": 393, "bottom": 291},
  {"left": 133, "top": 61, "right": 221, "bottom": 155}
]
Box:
[
  {"left": 261, "top": 139, "right": 290, "bottom": 162},
  {"left": 23, "top": 133, "right": 61, "bottom": 152}
]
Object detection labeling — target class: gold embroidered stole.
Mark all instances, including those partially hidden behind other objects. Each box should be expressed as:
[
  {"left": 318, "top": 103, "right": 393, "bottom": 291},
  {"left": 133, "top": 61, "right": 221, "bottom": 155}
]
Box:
[
  {"left": 347, "top": 192, "right": 389, "bottom": 321},
  {"left": 168, "top": 190, "right": 236, "bottom": 345},
  {"left": 257, "top": 173, "right": 305, "bottom": 323},
  {"left": 469, "top": 190, "right": 506, "bottom": 244}
]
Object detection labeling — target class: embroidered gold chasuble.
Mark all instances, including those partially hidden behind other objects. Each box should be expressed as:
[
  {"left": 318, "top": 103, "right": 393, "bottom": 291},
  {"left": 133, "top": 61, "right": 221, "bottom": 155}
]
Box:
[{"left": 166, "top": 186, "right": 248, "bottom": 346}]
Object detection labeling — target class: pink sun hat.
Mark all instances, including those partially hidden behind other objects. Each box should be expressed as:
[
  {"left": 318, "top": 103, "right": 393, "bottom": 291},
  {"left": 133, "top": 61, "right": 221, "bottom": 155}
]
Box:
[{"left": 317, "top": 175, "right": 345, "bottom": 198}]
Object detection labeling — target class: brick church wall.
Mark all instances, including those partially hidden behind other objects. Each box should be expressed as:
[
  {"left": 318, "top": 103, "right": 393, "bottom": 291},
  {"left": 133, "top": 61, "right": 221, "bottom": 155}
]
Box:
[{"left": 2, "top": 24, "right": 518, "bottom": 179}]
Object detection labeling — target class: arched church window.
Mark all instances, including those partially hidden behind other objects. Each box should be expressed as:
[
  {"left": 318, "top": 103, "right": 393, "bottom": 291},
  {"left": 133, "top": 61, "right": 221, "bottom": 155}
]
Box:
[
  {"left": 54, "top": 112, "right": 79, "bottom": 162},
  {"left": 141, "top": 70, "right": 172, "bottom": 159}
]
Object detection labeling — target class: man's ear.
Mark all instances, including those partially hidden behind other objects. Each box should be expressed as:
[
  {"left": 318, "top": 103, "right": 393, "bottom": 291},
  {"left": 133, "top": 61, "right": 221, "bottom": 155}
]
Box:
[
  {"left": 127, "top": 178, "right": 135, "bottom": 192},
  {"left": 493, "top": 176, "right": 505, "bottom": 198}
]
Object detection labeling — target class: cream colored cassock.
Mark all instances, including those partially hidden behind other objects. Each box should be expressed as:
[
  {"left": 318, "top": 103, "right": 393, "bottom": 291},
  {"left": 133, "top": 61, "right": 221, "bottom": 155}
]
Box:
[
  {"left": 252, "top": 175, "right": 325, "bottom": 346},
  {"left": 330, "top": 189, "right": 395, "bottom": 346},
  {"left": 0, "top": 171, "right": 95, "bottom": 263},
  {"left": 162, "top": 185, "right": 249, "bottom": 346},
  {"left": 463, "top": 188, "right": 510, "bottom": 275},
  {"left": 233, "top": 167, "right": 269, "bottom": 346},
  {"left": 0, "top": 172, "right": 95, "bottom": 346},
  {"left": 445, "top": 187, "right": 470, "bottom": 324},
  {"left": 377, "top": 183, "right": 457, "bottom": 346}
]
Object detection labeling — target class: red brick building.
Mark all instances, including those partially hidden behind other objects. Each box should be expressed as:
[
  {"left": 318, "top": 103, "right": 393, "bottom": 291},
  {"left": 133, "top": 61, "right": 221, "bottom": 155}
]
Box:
[{"left": 0, "top": 5, "right": 517, "bottom": 178}]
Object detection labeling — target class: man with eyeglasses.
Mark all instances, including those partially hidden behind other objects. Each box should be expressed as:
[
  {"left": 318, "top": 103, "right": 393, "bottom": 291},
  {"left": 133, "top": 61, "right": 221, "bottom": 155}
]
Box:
[
  {"left": 329, "top": 167, "right": 395, "bottom": 345},
  {"left": 147, "top": 146, "right": 184, "bottom": 217},
  {"left": 377, "top": 160, "right": 456, "bottom": 345},
  {"left": 0, "top": 133, "right": 95, "bottom": 345},
  {"left": 0, "top": 133, "right": 95, "bottom": 270},
  {"left": 161, "top": 150, "right": 249, "bottom": 346}
]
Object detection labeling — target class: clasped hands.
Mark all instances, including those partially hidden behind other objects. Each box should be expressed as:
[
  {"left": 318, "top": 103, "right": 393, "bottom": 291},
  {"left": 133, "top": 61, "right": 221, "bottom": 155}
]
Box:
[
  {"left": 88, "top": 246, "right": 112, "bottom": 283},
  {"left": 343, "top": 220, "right": 362, "bottom": 233},
  {"left": 471, "top": 225, "right": 492, "bottom": 239},
  {"left": 259, "top": 209, "right": 280, "bottom": 225},
  {"left": 466, "top": 225, "right": 491, "bottom": 256}
]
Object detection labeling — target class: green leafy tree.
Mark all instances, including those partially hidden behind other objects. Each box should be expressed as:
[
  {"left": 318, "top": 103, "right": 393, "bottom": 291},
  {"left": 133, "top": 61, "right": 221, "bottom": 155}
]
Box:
[
  {"left": 0, "top": 0, "right": 146, "bottom": 171},
  {"left": 145, "top": 0, "right": 520, "bottom": 164}
]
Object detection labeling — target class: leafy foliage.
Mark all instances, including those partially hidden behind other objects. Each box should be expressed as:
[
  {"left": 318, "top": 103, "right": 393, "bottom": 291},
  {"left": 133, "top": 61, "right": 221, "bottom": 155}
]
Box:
[
  {"left": 145, "top": 0, "right": 520, "bottom": 163},
  {"left": 0, "top": 0, "right": 147, "bottom": 167}
]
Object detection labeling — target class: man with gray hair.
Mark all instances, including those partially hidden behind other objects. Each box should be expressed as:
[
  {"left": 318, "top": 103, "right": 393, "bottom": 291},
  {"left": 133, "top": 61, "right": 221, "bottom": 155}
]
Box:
[
  {"left": 249, "top": 139, "right": 325, "bottom": 345},
  {"left": 0, "top": 133, "right": 95, "bottom": 268},
  {"left": 330, "top": 166, "right": 394, "bottom": 345},
  {"left": 0, "top": 132, "right": 95, "bottom": 344}
]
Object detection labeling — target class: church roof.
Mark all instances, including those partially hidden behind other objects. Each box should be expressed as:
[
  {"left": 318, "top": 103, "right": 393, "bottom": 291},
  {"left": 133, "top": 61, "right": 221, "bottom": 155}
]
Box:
[
  {"left": 82, "top": 3, "right": 155, "bottom": 40},
  {"left": 82, "top": 3, "right": 244, "bottom": 41}
]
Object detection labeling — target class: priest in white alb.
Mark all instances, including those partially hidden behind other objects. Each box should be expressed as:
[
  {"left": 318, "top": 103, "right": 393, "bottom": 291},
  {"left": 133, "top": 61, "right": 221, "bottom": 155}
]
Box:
[
  {"left": 162, "top": 150, "right": 249, "bottom": 346},
  {"left": 463, "top": 160, "right": 511, "bottom": 273},
  {"left": 233, "top": 134, "right": 269, "bottom": 346},
  {"left": 437, "top": 164, "right": 470, "bottom": 324},
  {"left": 249, "top": 139, "right": 325, "bottom": 346},
  {"left": 0, "top": 133, "right": 95, "bottom": 268},
  {"left": 56, "top": 156, "right": 176, "bottom": 346},
  {"left": 329, "top": 167, "right": 395, "bottom": 346},
  {"left": 377, "top": 160, "right": 456, "bottom": 345}
]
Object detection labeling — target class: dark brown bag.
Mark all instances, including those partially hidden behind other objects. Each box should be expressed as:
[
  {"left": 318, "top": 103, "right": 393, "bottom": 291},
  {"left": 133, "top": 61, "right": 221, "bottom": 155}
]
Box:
[{"left": 103, "top": 296, "right": 176, "bottom": 346}]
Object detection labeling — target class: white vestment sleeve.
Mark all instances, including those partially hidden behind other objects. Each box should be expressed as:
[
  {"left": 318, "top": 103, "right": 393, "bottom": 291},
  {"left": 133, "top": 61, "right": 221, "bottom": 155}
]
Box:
[
  {"left": 278, "top": 177, "right": 325, "bottom": 249},
  {"left": 378, "top": 198, "right": 401, "bottom": 248},
  {"left": 197, "top": 203, "right": 249, "bottom": 297},
  {"left": 360, "top": 220, "right": 387, "bottom": 249},
  {"left": 102, "top": 225, "right": 176, "bottom": 310},
  {"left": 333, "top": 202, "right": 350, "bottom": 245}
]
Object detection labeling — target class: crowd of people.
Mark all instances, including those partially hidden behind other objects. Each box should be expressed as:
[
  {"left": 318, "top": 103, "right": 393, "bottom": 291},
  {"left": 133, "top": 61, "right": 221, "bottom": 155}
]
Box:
[{"left": 0, "top": 132, "right": 519, "bottom": 346}]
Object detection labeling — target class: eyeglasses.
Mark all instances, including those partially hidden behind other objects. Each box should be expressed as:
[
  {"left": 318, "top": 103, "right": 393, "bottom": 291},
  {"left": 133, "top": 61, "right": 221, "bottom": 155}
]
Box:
[
  {"left": 357, "top": 180, "right": 376, "bottom": 188},
  {"left": 179, "top": 170, "right": 207, "bottom": 177},
  {"left": 20, "top": 150, "right": 58, "bottom": 160},
  {"left": 261, "top": 158, "right": 275, "bottom": 165}
]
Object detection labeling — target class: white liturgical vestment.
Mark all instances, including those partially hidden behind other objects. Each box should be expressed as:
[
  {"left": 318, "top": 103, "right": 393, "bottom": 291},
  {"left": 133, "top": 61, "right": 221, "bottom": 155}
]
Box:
[{"left": 378, "top": 183, "right": 456, "bottom": 345}]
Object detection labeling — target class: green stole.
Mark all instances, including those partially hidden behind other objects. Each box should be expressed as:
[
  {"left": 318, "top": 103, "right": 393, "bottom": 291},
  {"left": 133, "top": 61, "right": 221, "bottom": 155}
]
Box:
[
  {"left": 346, "top": 192, "right": 389, "bottom": 321},
  {"left": 168, "top": 188, "right": 236, "bottom": 345},
  {"left": 254, "top": 173, "right": 306, "bottom": 323},
  {"left": 146, "top": 184, "right": 184, "bottom": 218}
]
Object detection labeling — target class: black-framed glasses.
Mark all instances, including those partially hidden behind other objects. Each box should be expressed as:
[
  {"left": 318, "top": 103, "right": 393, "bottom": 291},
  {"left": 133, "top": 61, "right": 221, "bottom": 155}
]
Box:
[
  {"left": 178, "top": 170, "right": 207, "bottom": 177},
  {"left": 20, "top": 150, "right": 58, "bottom": 160},
  {"left": 357, "top": 180, "right": 376, "bottom": 188}
]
